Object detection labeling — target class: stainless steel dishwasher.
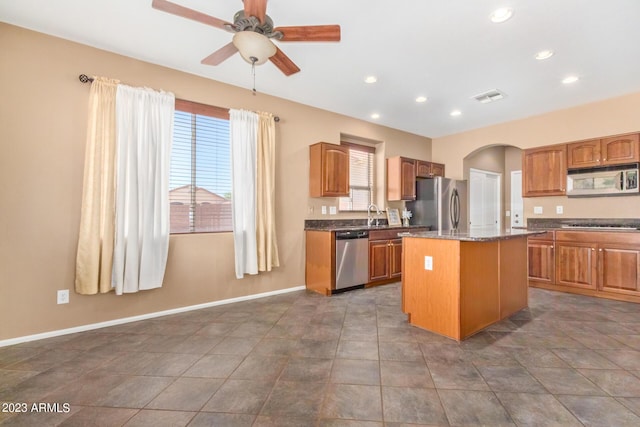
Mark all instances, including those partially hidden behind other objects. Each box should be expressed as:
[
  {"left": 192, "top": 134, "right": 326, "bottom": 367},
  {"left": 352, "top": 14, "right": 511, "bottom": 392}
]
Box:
[{"left": 335, "top": 230, "right": 369, "bottom": 290}]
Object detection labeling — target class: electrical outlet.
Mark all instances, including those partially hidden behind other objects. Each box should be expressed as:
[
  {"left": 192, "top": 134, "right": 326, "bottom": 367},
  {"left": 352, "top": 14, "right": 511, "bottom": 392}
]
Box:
[
  {"left": 321, "top": 206, "right": 327, "bottom": 215},
  {"left": 329, "top": 206, "right": 337, "bottom": 215},
  {"left": 534, "top": 206, "right": 543, "bottom": 214},
  {"left": 505, "top": 210, "right": 511, "bottom": 217},
  {"left": 424, "top": 256, "right": 433, "bottom": 270},
  {"left": 57, "top": 289, "right": 69, "bottom": 305},
  {"left": 556, "top": 205, "right": 564, "bottom": 214}
]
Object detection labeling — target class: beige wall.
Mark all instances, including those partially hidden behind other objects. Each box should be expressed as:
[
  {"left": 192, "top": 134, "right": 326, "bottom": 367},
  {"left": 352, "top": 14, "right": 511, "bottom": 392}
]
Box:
[
  {"left": 433, "top": 92, "right": 640, "bottom": 222},
  {"left": 0, "top": 24, "right": 431, "bottom": 341}
]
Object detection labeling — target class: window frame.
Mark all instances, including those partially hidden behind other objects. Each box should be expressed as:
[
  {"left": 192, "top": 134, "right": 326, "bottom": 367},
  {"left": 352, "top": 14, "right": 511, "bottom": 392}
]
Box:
[
  {"left": 169, "top": 99, "right": 232, "bottom": 234},
  {"left": 338, "top": 142, "right": 376, "bottom": 212}
]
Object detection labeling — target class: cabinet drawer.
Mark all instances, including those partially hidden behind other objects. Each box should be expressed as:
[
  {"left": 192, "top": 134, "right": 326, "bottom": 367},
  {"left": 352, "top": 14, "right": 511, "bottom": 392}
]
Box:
[
  {"left": 369, "top": 227, "right": 424, "bottom": 241},
  {"left": 529, "top": 231, "right": 554, "bottom": 241}
]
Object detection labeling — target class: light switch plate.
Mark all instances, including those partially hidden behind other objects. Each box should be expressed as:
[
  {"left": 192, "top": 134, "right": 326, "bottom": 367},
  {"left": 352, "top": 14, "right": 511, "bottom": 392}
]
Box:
[
  {"left": 506, "top": 210, "right": 511, "bottom": 217},
  {"left": 321, "top": 206, "right": 327, "bottom": 215},
  {"left": 329, "top": 206, "right": 337, "bottom": 215},
  {"left": 534, "top": 206, "right": 543, "bottom": 214},
  {"left": 424, "top": 256, "right": 433, "bottom": 270}
]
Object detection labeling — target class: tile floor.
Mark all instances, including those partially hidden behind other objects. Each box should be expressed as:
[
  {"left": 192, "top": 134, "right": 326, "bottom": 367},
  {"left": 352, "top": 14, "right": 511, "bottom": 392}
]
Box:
[{"left": 2, "top": 284, "right": 640, "bottom": 426}]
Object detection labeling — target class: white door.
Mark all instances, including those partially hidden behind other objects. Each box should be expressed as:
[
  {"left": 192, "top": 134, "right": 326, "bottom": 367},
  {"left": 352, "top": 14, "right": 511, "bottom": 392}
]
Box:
[
  {"left": 510, "top": 171, "right": 524, "bottom": 229},
  {"left": 469, "top": 168, "right": 501, "bottom": 230}
]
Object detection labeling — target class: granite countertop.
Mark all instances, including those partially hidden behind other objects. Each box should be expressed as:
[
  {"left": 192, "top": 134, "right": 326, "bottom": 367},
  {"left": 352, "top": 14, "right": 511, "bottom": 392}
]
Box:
[
  {"left": 527, "top": 218, "right": 640, "bottom": 232},
  {"left": 405, "top": 228, "right": 544, "bottom": 242},
  {"left": 304, "top": 219, "right": 430, "bottom": 232}
]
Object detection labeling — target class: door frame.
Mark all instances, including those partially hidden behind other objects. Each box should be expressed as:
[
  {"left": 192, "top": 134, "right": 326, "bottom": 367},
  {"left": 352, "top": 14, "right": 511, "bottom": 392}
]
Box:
[{"left": 469, "top": 168, "right": 501, "bottom": 230}]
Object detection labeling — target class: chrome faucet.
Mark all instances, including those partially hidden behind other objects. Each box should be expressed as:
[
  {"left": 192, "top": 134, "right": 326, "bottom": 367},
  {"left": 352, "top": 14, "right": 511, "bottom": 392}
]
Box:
[{"left": 367, "top": 203, "right": 382, "bottom": 227}]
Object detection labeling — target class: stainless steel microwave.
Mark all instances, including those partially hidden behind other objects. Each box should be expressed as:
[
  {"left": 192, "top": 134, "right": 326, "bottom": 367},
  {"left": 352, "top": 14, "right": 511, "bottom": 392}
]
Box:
[{"left": 567, "top": 164, "right": 639, "bottom": 197}]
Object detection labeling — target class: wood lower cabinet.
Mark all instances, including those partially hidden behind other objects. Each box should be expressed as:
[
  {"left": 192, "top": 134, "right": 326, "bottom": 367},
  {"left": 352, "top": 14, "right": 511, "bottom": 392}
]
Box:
[
  {"left": 528, "top": 230, "right": 640, "bottom": 303},
  {"left": 555, "top": 241, "right": 598, "bottom": 290},
  {"left": 523, "top": 144, "right": 567, "bottom": 197},
  {"left": 369, "top": 228, "right": 428, "bottom": 284},
  {"left": 309, "top": 142, "right": 349, "bottom": 197},
  {"left": 305, "top": 227, "right": 429, "bottom": 295},
  {"left": 528, "top": 232, "right": 555, "bottom": 284},
  {"left": 600, "top": 244, "right": 640, "bottom": 296}
]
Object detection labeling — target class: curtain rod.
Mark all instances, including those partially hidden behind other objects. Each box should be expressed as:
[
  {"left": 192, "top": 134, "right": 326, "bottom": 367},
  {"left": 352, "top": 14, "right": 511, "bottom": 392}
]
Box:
[{"left": 78, "top": 74, "right": 280, "bottom": 122}]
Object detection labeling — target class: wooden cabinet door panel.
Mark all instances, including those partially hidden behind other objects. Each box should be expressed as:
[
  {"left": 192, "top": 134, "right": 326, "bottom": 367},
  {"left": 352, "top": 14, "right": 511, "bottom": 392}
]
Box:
[
  {"left": 601, "top": 134, "right": 639, "bottom": 165},
  {"left": 528, "top": 241, "right": 555, "bottom": 283},
  {"left": 555, "top": 242, "right": 597, "bottom": 289},
  {"left": 322, "top": 145, "right": 349, "bottom": 196},
  {"left": 369, "top": 240, "right": 390, "bottom": 281},
  {"left": 387, "top": 157, "right": 416, "bottom": 201},
  {"left": 523, "top": 145, "right": 567, "bottom": 197},
  {"left": 416, "top": 161, "right": 431, "bottom": 178},
  {"left": 567, "top": 139, "right": 601, "bottom": 169},
  {"left": 600, "top": 246, "right": 640, "bottom": 295},
  {"left": 390, "top": 239, "right": 403, "bottom": 278},
  {"left": 400, "top": 158, "right": 417, "bottom": 200},
  {"left": 431, "top": 163, "right": 445, "bottom": 177}
]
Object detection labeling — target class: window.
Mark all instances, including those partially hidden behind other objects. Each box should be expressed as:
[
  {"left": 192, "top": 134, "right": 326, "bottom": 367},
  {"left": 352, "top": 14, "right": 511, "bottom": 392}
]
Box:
[
  {"left": 169, "top": 100, "right": 232, "bottom": 233},
  {"left": 338, "top": 142, "right": 375, "bottom": 211}
]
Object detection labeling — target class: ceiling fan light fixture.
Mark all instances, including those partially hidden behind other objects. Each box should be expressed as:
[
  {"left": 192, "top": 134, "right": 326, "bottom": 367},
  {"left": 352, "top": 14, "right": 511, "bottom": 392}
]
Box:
[{"left": 232, "top": 31, "right": 276, "bottom": 65}]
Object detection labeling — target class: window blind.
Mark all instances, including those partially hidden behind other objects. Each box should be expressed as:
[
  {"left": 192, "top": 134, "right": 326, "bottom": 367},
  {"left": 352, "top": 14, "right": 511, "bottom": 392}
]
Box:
[
  {"left": 169, "top": 100, "right": 232, "bottom": 233},
  {"left": 339, "top": 143, "right": 375, "bottom": 211}
]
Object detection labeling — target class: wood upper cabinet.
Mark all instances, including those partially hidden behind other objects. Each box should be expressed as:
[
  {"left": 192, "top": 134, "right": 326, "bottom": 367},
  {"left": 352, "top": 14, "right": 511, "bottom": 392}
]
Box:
[
  {"left": 309, "top": 142, "right": 349, "bottom": 197},
  {"left": 567, "top": 139, "right": 601, "bottom": 169},
  {"left": 528, "top": 233, "right": 555, "bottom": 285},
  {"left": 601, "top": 134, "right": 639, "bottom": 165},
  {"left": 416, "top": 160, "right": 445, "bottom": 178},
  {"left": 431, "top": 162, "right": 445, "bottom": 177},
  {"left": 387, "top": 157, "right": 416, "bottom": 201},
  {"left": 567, "top": 134, "right": 639, "bottom": 169},
  {"left": 522, "top": 144, "right": 567, "bottom": 197}
]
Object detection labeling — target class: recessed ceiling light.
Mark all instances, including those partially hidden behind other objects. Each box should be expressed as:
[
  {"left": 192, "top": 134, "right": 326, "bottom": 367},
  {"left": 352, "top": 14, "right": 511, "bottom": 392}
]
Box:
[
  {"left": 415, "top": 96, "right": 428, "bottom": 103},
  {"left": 364, "top": 76, "right": 377, "bottom": 84},
  {"left": 562, "top": 75, "right": 579, "bottom": 84},
  {"left": 490, "top": 7, "right": 513, "bottom": 23},
  {"left": 450, "top": 110, "right": 462, "bottom": 117},
  {"left": 371, "top": 113, "right": 380, "bottom": 119},
  {"left": 535, "top": 50, "right": 554, "bottom": 60}
]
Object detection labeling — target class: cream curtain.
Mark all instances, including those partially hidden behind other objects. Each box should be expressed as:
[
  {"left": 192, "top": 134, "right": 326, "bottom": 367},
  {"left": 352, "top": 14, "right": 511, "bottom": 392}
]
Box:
[
  {"left": 256, "top": 112, "right": 280, "bottom": 271},
  {"left": 230, "top": 109, "right": 258, "bottom": 279},
  {"left": 75, "top": 77, "right": 119, "bottom": 295},
  {"left": 111, "top": 85, "right": 175, "bottom": 294}
]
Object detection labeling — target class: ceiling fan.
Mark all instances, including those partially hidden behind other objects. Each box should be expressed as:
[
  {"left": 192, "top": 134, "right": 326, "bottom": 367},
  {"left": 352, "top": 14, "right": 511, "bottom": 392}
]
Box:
[{"left": 151, "top": 0, "right": 341, "bottom": 76}]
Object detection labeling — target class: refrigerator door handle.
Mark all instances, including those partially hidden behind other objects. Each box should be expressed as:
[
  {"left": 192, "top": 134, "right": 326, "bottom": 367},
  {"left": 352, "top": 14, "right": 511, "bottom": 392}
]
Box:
[{"left": 450, "top": 189, "right": 460, "bottom": 229}]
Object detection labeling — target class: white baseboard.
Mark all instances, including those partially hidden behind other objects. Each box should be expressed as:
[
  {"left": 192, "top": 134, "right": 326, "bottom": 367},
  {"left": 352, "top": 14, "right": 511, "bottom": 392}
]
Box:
[{"left": 0, "top": 285, "right": 306, "bottom": 348}]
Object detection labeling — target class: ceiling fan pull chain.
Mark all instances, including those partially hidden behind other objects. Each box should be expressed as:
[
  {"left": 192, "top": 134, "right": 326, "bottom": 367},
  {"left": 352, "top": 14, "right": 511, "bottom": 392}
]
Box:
[{"left": 251, "top": 56, "right": 257, "bottom": 95}]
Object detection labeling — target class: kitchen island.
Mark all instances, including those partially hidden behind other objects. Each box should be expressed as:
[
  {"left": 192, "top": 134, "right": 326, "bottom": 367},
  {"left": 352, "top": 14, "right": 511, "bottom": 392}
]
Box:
[{"left": 402, "top": 229, "right": 542, "bottom": 341}]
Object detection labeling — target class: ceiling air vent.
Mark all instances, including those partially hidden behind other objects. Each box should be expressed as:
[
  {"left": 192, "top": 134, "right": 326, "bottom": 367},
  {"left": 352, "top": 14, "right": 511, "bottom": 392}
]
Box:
[{"left": 472, "top": 89, "right": 506, "bottom": 104}]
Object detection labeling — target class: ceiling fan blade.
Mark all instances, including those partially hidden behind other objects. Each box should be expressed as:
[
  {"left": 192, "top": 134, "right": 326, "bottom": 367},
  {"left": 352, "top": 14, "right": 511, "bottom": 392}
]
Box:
[
  {"left": 152, "top": 0, "right": 231, "bottom": 30},
  {"left": 243, "top": 0, "right": 267, "bottom": 23},
  {"left": 201, "top": 43, "right": 239, "bottom": 66},
  {"left": 269, "top": 47, "right": 301, "bottom": 76},
  {"left": 274, "top": 25, "right": 341, "bottom": 42}
]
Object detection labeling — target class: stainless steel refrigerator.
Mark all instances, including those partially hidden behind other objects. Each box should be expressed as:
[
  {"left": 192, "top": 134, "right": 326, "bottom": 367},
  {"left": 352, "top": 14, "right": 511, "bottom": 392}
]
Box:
[{"left": 406, "top": 177, "right": 468, "bottom": 231}]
